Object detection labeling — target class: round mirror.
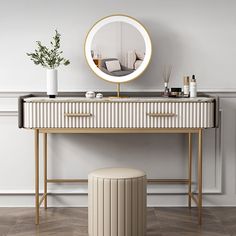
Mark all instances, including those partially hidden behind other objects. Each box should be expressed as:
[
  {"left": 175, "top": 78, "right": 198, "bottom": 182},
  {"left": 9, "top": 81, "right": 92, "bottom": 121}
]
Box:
[{"left": 85, "top": 15, "right": 152, "bottom": 83}]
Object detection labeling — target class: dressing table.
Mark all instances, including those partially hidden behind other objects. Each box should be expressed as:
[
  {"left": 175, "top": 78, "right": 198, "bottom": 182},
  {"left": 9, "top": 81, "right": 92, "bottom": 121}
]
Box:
[
  {"left": 19, "top": 94, "right": 216, "bottom": 225},
  {"left": 19, "top": 15, "right": 217, "bottom": 225}
]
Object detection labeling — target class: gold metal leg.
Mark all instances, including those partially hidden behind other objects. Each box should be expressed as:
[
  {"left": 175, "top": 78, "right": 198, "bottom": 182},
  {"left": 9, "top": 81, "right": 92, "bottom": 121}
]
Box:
[
  {"left": 188, "top": 133, "right": 192, "bottom": 209},
  {"left": 43, "top": 133, "right": 48, "bottom": 209},
  {"left": 35, "top": 129, "right": 39, "bottom": 225},
  {"left": 198, "top": 129, "right": 203, "bottom": 224},
  {"left": 117, "top": 83, "right": 120, "bottom": 97}
]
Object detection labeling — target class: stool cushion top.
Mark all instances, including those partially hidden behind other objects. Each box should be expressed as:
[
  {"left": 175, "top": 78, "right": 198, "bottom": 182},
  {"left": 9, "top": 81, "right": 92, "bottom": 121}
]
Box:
[{"left": 89, "top": 167, "right": 146, "bottom": 179}]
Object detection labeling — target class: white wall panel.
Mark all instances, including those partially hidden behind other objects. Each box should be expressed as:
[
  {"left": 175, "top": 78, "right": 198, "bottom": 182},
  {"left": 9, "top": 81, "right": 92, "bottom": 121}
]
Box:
[
  {"left": 0, "top": 92, "right": 227, "bottom": 207},
  {"left": 0, "top": 0, "right": 236, "bottom": 206}
]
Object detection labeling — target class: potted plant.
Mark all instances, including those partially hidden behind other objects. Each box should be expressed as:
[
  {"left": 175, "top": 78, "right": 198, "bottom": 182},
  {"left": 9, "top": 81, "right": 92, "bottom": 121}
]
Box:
[{"left": 27, "top": 30, "right": 70, "bottom": 98}]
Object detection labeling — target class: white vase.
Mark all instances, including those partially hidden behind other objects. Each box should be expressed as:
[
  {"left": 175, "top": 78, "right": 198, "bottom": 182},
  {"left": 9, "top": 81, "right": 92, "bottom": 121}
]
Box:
[{"left": 46, "top": 69, "right": 58, "bottom": 98}]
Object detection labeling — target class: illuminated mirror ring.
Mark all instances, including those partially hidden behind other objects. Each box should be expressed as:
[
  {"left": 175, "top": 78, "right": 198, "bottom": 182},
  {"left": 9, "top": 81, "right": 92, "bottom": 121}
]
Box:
[{"left": 85, "top": 15, "right": 152, "bottom": 83}]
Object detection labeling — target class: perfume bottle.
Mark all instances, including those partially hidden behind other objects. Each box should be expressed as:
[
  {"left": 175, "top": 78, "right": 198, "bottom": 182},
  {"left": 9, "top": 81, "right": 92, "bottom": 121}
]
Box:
[{"left": 183, "top": 76, "right": 190, "bottom": 97}]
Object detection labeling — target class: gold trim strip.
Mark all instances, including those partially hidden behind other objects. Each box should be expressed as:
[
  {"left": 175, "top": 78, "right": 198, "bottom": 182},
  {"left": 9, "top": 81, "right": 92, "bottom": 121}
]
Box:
[
  {"left": 47, "top": 179, "right": 88, "bottom": 183},
  {"left": 147, "top": 113, "right": 176, "bottom": 117},
  {"left": 64, "top": 113, "right": 92, "bottom": 117},
  {"left": 38, "top": 128, "right": 202, "bottom": 134},
  {"left": 148, "top": 179, "right": 189, "bottom": 184}
]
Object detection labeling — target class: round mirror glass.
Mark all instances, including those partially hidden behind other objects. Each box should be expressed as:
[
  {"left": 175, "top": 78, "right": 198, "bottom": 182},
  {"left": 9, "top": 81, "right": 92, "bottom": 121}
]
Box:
[{"left": 85, "top": 15, "right": 152, "bottom": 83}]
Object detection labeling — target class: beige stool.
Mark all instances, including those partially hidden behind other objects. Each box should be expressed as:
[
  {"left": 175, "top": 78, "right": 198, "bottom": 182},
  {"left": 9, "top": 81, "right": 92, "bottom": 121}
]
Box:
[{"left": 88, "top": 167, "right": 147, "bottom": 236}]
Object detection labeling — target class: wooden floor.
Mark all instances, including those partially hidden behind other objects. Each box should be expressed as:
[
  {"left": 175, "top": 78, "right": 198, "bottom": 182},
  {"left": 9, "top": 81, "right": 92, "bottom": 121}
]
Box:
[{"left": 0, "top": 207, "right": 235, "bottom": 236}]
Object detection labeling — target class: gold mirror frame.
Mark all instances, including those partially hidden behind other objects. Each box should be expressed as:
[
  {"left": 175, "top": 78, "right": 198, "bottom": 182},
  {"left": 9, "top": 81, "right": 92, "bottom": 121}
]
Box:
[{"left": 84, "top": 14, "right": 152, "bottom": 96}]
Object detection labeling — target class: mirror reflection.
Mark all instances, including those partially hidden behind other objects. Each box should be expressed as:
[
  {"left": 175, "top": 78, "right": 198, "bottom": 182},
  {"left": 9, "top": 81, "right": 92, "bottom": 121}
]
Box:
[{"left": 91, "top": 22, "right": 146, "bottom": 77}]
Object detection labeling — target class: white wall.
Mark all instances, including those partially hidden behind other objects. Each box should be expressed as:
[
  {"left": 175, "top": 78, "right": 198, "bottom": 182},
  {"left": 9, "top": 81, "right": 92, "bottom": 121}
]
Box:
[
  {"left": 0, "top": 0, "right": 236, "bottom": 206},
  {"left": 1, "top": 0, "right": 236, "bottom": 92}
]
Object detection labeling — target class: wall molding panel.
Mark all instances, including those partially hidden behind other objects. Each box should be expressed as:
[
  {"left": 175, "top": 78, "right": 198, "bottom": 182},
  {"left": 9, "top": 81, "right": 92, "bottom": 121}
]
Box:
[
  {"left": 1, "top": 0, "right": 236, "bottom": 207},
  {"left": 0, "top": 91, "right": 234, "bottom": 206}
]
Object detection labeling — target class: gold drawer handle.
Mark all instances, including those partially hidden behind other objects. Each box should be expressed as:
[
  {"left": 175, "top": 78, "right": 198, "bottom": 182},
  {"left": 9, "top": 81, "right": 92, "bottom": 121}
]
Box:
[
  {"left": 147, "top": 113, "right": 176, "bottom": 117},
  {"left": 64, "top": 113, "right": 92, "bottom": 117}
]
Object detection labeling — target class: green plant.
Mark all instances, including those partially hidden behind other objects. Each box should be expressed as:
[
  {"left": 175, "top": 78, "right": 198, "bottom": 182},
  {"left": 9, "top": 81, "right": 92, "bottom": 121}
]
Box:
[{"left": 27, "top": 30, "right": 70, "bottom": 69}]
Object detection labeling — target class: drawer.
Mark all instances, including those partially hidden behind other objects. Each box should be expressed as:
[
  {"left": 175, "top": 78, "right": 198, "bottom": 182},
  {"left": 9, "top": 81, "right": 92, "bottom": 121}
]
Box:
[
  {"left": 113, "top": 102, "right": 214, "bottom": 128},
  {"left": 143, "top": 102, "right": 214, "bottom": 128},
  {"left": 23, "top": 101, "right": 214, "bottom": 129},
  {"left": 24, "top": 102, "right": 123, "bottom": 128}
]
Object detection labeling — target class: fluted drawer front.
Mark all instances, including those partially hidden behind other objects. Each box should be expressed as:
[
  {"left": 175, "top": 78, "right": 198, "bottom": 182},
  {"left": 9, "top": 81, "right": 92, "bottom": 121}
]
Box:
[
  {"left": 88, "top": 176, "right": 147, "bottom": 236},
  {"left": 24, "top": 102, "right": 119, "bottom": 128},
  {"left": 23, "top": 101, "right": 214, "bottom": 128}
]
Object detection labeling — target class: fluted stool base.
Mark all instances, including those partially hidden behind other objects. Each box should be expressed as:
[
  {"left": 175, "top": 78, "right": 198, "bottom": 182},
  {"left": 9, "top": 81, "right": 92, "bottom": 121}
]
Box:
[{"left": 88, "top": 167, "right": 147, "bottom": 236}]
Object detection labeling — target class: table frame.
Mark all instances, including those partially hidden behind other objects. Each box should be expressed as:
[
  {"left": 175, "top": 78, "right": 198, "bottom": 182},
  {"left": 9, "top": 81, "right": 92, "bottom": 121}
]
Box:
[{"left": 34, "top": 128, "right": 203, "bottom": 225}]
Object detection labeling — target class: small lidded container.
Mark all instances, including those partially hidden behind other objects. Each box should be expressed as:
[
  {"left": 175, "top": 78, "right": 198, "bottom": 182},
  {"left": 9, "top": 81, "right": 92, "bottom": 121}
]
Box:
[
  {"left": 85, "top": 91, "right": 96, "bottom": 98},
  {"left": 170, "top": 88, "right": 182, "bottom": 97}
]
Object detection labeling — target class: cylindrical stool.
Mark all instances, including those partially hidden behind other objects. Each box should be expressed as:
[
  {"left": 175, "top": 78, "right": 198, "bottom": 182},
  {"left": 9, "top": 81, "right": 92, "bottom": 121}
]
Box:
[{"left": 88, "top": 167, "right": 146, "bottom": 236}]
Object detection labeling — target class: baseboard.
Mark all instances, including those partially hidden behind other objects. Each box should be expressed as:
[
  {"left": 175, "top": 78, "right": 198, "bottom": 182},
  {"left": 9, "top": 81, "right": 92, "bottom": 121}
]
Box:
[{"left": 0, "top": 186, "right": 222, "bottom": 195}]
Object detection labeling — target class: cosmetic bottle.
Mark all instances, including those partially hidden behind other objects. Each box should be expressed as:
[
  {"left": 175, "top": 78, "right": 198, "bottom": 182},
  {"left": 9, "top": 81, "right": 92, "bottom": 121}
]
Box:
[
  {"left": 183, "top": 76, "right": 190, "bottom": 97},
  {"left": 190, "top": 75, "right": 197, "bottom": 98}
]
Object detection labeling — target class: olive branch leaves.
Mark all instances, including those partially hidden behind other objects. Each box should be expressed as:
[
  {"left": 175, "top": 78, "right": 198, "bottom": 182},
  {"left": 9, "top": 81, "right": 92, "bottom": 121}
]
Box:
[{"left": 27, "top": 30, "right": 70, "bottom": 69}]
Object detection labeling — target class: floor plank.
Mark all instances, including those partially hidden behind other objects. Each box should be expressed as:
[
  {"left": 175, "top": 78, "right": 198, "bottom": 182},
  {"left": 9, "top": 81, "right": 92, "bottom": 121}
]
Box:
[{"left": 0, "top": 207, "right": 234, "bottom": 236}]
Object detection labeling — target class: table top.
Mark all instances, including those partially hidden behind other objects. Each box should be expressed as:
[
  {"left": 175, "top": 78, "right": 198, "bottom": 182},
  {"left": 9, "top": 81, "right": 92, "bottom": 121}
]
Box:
[{"left": 24, "top": 96, "right": 215, "bottom": 103}]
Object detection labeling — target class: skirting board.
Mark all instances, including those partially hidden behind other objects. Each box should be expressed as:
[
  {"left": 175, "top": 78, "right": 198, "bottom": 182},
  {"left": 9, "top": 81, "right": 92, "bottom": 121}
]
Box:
[
  {"left": 0, "top": 195, "right": 234, "bottom": 208},
  {"left": 0, "top": 186, "right": 222, "bottom": 195}
]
